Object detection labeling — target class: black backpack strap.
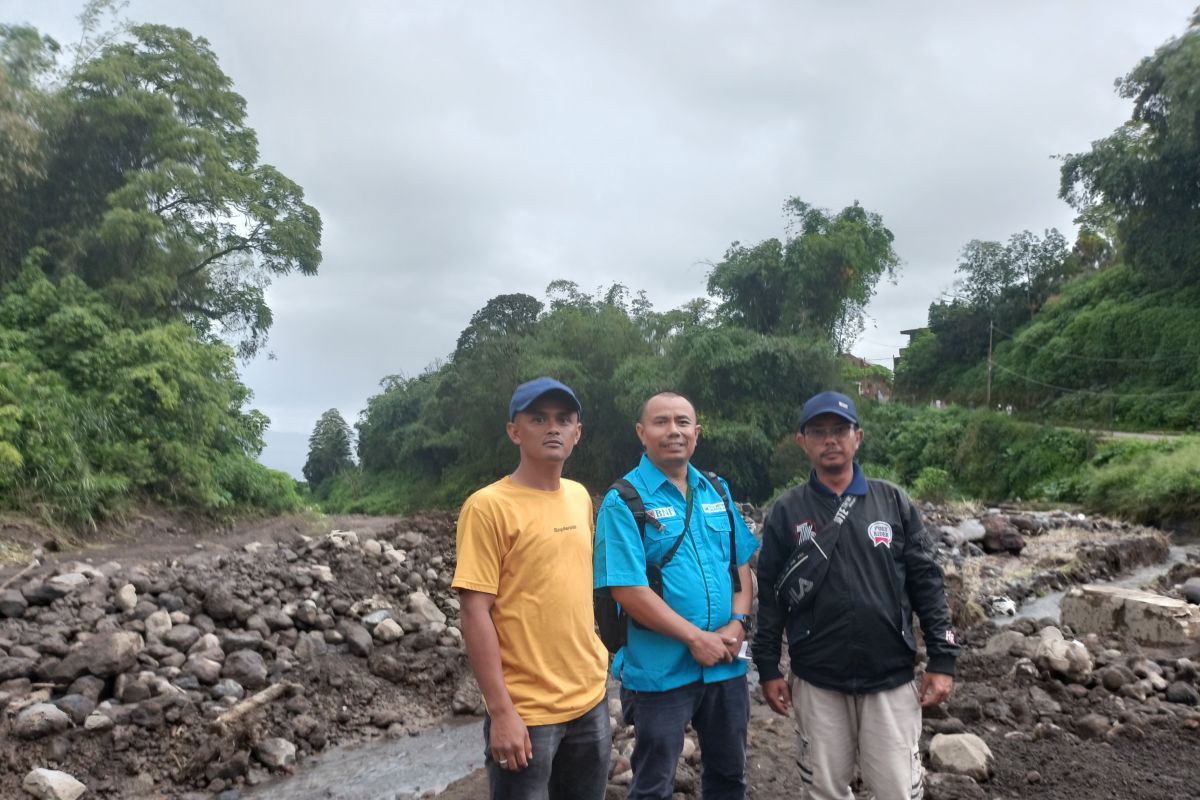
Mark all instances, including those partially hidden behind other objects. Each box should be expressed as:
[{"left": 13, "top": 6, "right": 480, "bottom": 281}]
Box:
[
  {"left": 704, "top": 471, "right": 742, "bottom": 593},
  {"left": 610, "top": 478, "right": 664, "bottom": 538}
]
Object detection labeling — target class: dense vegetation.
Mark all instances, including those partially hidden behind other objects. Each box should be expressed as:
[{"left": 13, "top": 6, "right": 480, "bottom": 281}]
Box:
[
  {"left": 318, "top": 200, "right": 903, "bottom": 511},
  {"left": 0, "top": 6, "right": 319, "bottom": 527},
  {"left": 896, "top": 12, "right": 1200, "bottom": 433}
]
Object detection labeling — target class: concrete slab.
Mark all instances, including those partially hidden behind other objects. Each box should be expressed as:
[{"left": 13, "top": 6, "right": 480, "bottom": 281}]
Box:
[{"left": 1061, "top": 585, "right": 1200, "bottom": 646}]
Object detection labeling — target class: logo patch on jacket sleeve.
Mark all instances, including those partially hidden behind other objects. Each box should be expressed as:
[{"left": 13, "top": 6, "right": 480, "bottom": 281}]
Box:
[
  {"left": 867, "top": 521, "right": 893, "bottom": 548},
  {"left": 794, "top": 520, "right": 815, "bottom": 544}
]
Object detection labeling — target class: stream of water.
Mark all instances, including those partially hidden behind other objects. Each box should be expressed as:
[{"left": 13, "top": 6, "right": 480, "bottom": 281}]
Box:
[
  {"left": 244, "top": 716, "right": 484, "bottom": 800},
  {"left": 995, "top": 543, "right": 1198, "bottom": 625}
]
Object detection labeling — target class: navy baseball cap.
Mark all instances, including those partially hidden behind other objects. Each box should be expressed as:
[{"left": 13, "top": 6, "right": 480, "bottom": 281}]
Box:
[
  {"left": 797, "top": 391, "right": 858, "bottom": 431},
  {"left": 509, "top": 377, "right": 581, "bottom": 420}
]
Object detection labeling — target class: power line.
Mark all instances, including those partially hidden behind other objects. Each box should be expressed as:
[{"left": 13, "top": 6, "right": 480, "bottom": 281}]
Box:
[
  {"left": 989, "top": 361, "right": 1200, "bottom": 398},
  {"left": 990, "top": 322, "right": 1199, "bottom": 364}
]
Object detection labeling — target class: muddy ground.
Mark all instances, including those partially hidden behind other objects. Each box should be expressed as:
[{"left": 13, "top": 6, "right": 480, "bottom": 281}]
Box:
[{"left": 1, "top": 505, "right": 1198, "bottom": 799}]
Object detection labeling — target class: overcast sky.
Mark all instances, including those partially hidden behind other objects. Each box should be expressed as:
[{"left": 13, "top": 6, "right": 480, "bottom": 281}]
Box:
[{"left": 5, "top": 1, "right": 1195, "bottom": 476}]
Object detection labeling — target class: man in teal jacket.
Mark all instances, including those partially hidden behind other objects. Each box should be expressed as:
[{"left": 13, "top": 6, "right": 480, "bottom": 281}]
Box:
[{"left": 594, "top": 391, "right": 759, "bottom": 800}]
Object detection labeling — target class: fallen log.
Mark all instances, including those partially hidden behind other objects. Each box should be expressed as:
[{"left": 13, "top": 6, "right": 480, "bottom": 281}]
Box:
[
  {"left": 212, "top": 680, "right": 301, "bottom": 731},
  {"left": 0, "top": 559, "right": 38, "bottom": 593}
]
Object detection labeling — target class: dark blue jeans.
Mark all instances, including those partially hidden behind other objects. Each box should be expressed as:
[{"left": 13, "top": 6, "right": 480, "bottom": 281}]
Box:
[
  {"left": 483, "top": 699, "right": 611, "bottom": 800},
  {"left": 622, "top": 675, "right": 750, "bottom": 800}
]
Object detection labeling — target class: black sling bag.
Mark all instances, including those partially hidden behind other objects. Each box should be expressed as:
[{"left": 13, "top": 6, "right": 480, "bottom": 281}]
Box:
[{"left": 773, "top": 493, "right": 856, "bottom": 614}]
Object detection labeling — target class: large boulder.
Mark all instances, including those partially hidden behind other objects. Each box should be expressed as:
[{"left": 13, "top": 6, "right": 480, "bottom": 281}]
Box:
[
  {"left": 929, "top": 733, "right": 994, "bottom": 781},
  {"left": 203, "top": 585, "right": 238, "bottom": 621},
  {"left": 0, "top": 588, "right": 28, "bottom": 618},
  {"left": 955, "top": 519, "right": 986, "bottom": 544},
  {"left": 114, "top": 584, "right": 137, "bottom": 612},
  {"left": 13, "top": 703, "right": 72, "bottom": 739},
  {"left": 21, "top": 768, "right": 87, "bottom": 800},
  {"left": 221, "top": 650, "right": 269, "bottom": 690},
  {"left": 161, "top": 624, "right": 202, "bottom": 652},
  {"left": 45, "top": 573, "right": 90, "bottom": 596},
  {"left": 981, "top": 516, "right": 1025, "bottom": 555},
  {"left": 255, "top": 737, "right": 297, "bottom": 769},
  {"left": 981, "top": 630, "right": 1027, "bottom": 656},
  {"left": 1182, "top": 577, "right": 1200, "bottom": 605},
  {"left": 408, "top": 591, "right": 446, "bottom": 625},
  {"left": 1032, "top": 627, "right": 1092, "bottom": 684},
  {"left": 339, "top": 621, "right": 373, "bottom": 657},
  {"left": 0, "top": 656, "right": 35, "bottom": 681},
  {"left": 70, "top": 632, "right": 143, "bottom": 679}
]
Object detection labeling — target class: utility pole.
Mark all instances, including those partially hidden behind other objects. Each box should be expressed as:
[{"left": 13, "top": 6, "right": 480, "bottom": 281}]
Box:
[{"left": 986, "top": 319, "right": 993, "bottom": 409}]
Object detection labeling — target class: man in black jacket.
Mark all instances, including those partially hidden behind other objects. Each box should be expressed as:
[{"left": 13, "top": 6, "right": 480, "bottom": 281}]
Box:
[{"left": 753, "top": 391, "right": 957, "bottom": 800}]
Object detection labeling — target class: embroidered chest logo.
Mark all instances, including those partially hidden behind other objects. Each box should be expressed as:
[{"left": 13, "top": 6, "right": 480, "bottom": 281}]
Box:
[
  {"left": 647, "top": 506, "right": 676, "bottom": 520},
  {"left": 867, "top": 521, "right": 893, "bottom": 548},
  {"left": 794, "top": 520, "right": 815, "bottom": 544},
  {"left": 701, "top": 502, "right": 726, "bottom": 515}
]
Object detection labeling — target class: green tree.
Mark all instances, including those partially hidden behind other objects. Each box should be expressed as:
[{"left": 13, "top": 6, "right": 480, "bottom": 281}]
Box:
[
  {"left": 0, "top": 7, "right": 311, "bottom": 526},
  {"left": 303, "top": 409, "right": 355, "bottom": 488},
  {"left": 707, "top": 198, "right": 899, "bottom": 348},
  {"left": 1060, "top": 10, "right": 1200, "bottom": 286},
  {"left": 955, "top": 229, "right": 1069, "bottom": 316},
  {"left": 0, "top": 260, "right": 299, "bottom": 525},
  {"left": 454, "top": 293, "right": 543, "bottom": 356},
  {"left": 0, "top": 19, "right": 322, "bottom": 357}
]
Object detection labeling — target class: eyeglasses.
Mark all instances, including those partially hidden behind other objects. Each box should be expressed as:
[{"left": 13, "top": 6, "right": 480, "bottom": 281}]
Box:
[{"left": 804, "top": 424, "right": 855, "bottom": 441}]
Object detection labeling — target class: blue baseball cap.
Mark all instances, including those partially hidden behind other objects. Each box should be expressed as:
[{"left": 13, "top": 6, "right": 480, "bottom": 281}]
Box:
[
  {"left": 798, "top": 391, "right": 858, "bottom": 431},
  {"left": 509, "top": 377, "right": 581, "bottom": 420}
]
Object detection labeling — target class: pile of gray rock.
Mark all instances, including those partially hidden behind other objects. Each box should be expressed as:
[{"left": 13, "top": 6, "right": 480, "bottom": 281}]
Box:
[
  {"left": 920, "top": 506, "right": 1173, "bottom": 624},
  {"left": 925, "top": 506, "right": 1137, "bottom": 559},
  {"left": 920, "top": 617, "right": 1200, "bottom": 799},
  {"left": 0, "top": 515, "right": 467, "bottom": 798}
]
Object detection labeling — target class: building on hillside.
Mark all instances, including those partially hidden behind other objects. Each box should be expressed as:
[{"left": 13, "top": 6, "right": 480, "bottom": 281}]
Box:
[
  {"left": 843, "top": 354, "right": 892, "bottom": 403},
  {"left": 893, "top": 327, "right": 929, "bottom": 371}
]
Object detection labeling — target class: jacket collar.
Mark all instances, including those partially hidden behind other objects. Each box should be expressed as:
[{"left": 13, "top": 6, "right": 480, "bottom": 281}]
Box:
[
  {"left": 808, "top": 462, "right": 868, "bottom": 497},
  {"left": 635, "top": 453, "right": 709, "bottom": 496}
]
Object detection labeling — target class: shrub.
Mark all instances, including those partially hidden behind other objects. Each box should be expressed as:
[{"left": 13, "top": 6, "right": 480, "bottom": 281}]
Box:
[
  {"left": 912, "top": 467, "right": 955, "bottom": 503},
  {"left": 1075, "top": 436, "right": 1200, "bottom": 525}
]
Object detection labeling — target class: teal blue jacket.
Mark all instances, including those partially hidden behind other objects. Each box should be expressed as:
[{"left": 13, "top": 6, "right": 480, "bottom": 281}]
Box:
[{"left": 594, "top": 455, "right": 760, "bottom": 692}]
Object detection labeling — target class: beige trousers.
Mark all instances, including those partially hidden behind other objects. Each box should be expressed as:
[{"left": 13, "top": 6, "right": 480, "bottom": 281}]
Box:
[{"left": 790, "top": 677, "right": 923, "bottom": 800}]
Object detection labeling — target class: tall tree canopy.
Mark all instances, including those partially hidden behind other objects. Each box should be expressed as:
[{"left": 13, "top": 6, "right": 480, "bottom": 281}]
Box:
[
  {"left": 339, "top": 270, "right": 840, "bottom": 511},
  {"left": 955, "top": 229, "right": 1070, "bottom": 316},
  {"left": 1060, "top": 10, "right": 1200, "bottom": 287},
  {"left": 0, "top": 13, "right": 322, "bottom": 357},
  {"left": 304, "top": 409, "right": 355, "bottom": 489},
  {"left": 706, "top": 198, "right": 899, "bottom": 349},
  {"left": 0, "top": 6, "right": 314, "bottom": 525}
]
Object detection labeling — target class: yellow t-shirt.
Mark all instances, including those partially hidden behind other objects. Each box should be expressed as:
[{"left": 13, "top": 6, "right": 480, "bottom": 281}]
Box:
[{"left": 452, "top": 476, "right": 608, "bottom": 725}]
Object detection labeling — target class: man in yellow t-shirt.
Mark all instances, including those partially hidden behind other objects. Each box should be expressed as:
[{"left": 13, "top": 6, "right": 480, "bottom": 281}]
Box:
[{"left": 452, "top": 377, "right": 611, "bottom": 800}]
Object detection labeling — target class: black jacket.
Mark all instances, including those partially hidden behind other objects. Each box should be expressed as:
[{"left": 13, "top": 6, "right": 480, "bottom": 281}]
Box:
[{"left": 753, "top": 469, "right": 958, "bottom": 694}]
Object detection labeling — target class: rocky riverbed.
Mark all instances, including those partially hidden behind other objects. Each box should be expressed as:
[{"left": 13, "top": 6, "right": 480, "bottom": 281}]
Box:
[{"left": 0, "top": 503, "right": 1197, "bottom": 799}]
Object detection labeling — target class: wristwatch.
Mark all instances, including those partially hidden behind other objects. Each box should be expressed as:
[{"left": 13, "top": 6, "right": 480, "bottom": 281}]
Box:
[{"left": 731, "top": 613, "right": 753, "bottom": 634}]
